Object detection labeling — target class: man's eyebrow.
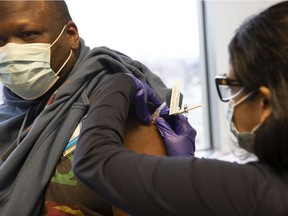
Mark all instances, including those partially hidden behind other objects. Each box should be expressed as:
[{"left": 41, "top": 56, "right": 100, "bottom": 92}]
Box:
[
  {"left": 14, "top": 20, "right": 42, "bottom": 28},
  {"left": 0, "top": 22, "right": 44, "bottom": 37},
  {"left": 10, "top": 22, "right": 44, "bottom": 33}
]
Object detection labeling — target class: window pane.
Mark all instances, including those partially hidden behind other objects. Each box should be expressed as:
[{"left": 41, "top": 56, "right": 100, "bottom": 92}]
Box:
[{"left": 65, "top": 0, "right": 209, "bottom": 151}]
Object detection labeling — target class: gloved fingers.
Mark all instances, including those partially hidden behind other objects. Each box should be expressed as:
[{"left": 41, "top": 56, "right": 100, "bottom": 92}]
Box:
[
  {"left": 127, "top": 74, "right": 151, "bottom": 124},
  {"left": 135, "top": 107, "right": 151, "bottom": 124},
  {"left": 142, "top": 82, "right": 171, "bottom": 117},
  {"left": 126, "top": 74, "right": 173, "bottom": 125},
  {"left": 127, "top": 74, "right": 168, "bottom": 124},
  {"left": 156, "top": 116, "right": 196, "bottom": 157},
  {"left": 134, "top": 88, "right": 151, "bottom": 124},
  {"left": 143, "top": 82, "right": 163, "bottom": 108},
  {"left": 155, "top": 116, "right": 176, "bottom": 137},
  {"left": 163, "top": 132, "right": 195, "bottom": 157},
  {"left": 174, "top": 115, "right": 188, "bottom": 133},
  {"left": 159, "top": 105, "right": 169, "bottom": 117},
  {"left": 174, "top": 115, "right": 197, "bottom": 139}
]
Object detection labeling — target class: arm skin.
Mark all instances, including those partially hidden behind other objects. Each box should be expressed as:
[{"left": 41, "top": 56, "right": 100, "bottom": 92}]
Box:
[{"left": 73, "top": 73, "right": 262, "bottom": 216}]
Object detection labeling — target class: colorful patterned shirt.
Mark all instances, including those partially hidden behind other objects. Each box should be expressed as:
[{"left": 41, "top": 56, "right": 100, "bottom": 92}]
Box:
[{"left": 40, "top": 95, "right": 113, "bottom": 216}]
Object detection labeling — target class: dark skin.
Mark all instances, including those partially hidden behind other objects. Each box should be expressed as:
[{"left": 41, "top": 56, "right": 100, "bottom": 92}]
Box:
[{"left": 0, "top": 1, "right": 80, "bottom": 99}]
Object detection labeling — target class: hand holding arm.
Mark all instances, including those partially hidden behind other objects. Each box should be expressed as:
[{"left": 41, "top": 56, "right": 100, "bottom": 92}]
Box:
[
  {"left": 74, "top": 73, "right": 199, "bottom": 215},
  {"left": 155, "top": 115, "right": 197, "bottom": 156},
  {"left": 128, "top": 74, "right": 168, "bottom": 124}
]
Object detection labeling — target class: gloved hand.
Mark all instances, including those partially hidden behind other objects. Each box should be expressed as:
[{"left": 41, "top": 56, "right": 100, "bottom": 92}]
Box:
[
  {"left": 155, "top": 115, "right": 197, "bottom": 157},
  {"left": 128, "top": 74, "right": 168, "bottom": 124}
]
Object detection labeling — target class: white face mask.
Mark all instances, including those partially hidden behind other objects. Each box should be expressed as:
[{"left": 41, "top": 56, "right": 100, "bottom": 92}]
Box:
[
  {"left": 0, "top": 25, "right": 72, "bottom": 100},
  {"left": 226, "top": 90, "right": 261, "bottom": 153}
]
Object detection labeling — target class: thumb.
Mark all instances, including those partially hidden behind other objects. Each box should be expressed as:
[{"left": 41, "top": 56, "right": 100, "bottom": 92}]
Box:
[
  {"left": 174, "top": 115, "right": 188, "bottom": 134},
  {"left": 155, "top": 117, "right": 175, "bottom": 137},
  {"left": 135, "top": 104, "right": 151, "bottom": 124},
  {"left": 174, "top": 115, "right": 197, "bottom": 138}
]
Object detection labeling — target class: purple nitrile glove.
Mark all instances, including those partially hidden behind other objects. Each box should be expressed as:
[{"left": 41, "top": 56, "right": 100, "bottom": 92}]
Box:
[
  {"left": 155, "top": 115, "right": 197, "bottom": 157},
  {"left": 128, "top": 74, "right": 168, "bottom": 124}
]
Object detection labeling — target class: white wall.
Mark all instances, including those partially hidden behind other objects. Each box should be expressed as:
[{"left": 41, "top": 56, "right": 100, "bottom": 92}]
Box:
[{"left": 204, "top": 0, "right": 280, "bottom": 153}]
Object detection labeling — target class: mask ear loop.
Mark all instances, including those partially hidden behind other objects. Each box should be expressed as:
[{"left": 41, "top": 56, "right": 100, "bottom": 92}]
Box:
[
  {"left": 48, "top": 24, "right": 73, "bottom": 75},
  {"left": 233, "top": 89, "right": 258, "bottom": 107},
  {"left": 49, "top": 25, "right": 67, "bottom": 49},
  {"left": 55, "top": 50, "right": 73, "bottom": 75}
]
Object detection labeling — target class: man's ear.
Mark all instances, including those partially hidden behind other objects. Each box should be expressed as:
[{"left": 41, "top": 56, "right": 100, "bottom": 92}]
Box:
[
  {"left": 259, "top": 86, "right": 272, "bottom": 122},
  {"left": 66, "top": 21, "right": 80, "bottom": 50}
]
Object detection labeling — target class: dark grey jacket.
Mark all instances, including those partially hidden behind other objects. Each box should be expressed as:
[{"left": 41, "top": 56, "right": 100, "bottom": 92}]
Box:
[{"left": 0, "top": 39, "right": 172, "bottom": 215}]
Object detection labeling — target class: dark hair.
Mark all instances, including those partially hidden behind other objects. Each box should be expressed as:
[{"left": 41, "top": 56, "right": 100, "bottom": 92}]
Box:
[
  {"left": 228, "top": 1, "right": 288, "bottom": 170},
  {"left": 45, "top": 0, "right": 72, "bottom": 25}
]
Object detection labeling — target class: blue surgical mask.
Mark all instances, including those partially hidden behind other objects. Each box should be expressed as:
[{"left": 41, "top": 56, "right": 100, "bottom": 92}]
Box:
[
  {"left": 0, "top": 25, "right": 72, "bottom": 100},
  {"left": 226, "top": 90, "right": 261, "bottom": 153}
]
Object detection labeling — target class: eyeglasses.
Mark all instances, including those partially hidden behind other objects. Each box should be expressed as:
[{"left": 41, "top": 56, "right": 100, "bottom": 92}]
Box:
[{"left": 215, "top": 74, "right": 244, "bottom": 102}]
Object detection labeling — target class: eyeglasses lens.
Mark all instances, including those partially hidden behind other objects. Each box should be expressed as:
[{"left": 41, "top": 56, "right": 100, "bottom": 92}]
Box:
[{"left": 219, "top": 85, "right": 244, "bottom": 101}]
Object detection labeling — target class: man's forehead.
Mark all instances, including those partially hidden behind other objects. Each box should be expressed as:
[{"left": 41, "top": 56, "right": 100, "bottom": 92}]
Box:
[
  {"left": 0, "top": 1, "right": 49, "bottom": 18},
  {"left": 0, "top": 1, "right": 62, "bottom": 36}
]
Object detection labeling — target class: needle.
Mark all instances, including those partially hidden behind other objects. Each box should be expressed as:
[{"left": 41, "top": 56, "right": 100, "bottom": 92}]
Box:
[{"left": 172, "top": 103, "right": 203, "bottom": 115}]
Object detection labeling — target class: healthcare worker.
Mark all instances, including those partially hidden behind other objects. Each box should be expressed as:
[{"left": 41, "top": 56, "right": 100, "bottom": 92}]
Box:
[{"left": 73, "top": 1, "right": 288, "bottom": 215}]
